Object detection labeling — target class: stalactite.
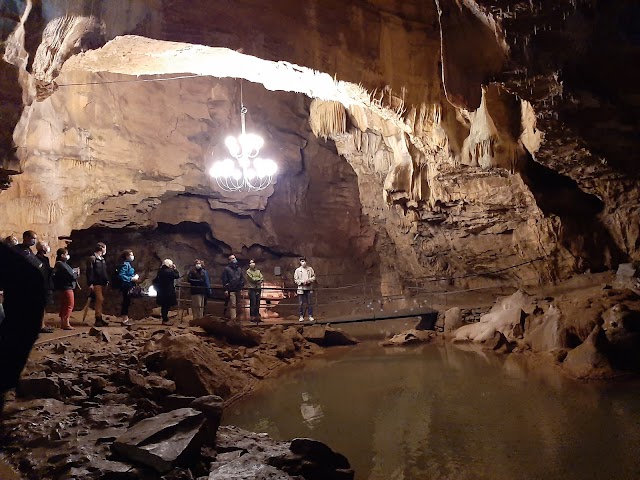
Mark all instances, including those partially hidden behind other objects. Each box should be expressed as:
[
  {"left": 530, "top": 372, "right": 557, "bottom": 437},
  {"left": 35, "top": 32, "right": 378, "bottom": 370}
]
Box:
[{"left": 309, "top": 99, "right": 346, "bottom": 140}]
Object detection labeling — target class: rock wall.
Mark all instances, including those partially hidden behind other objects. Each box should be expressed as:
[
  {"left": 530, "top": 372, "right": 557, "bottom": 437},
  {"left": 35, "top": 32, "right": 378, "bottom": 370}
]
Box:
[{"left": 0, "top": 0, "right": 638, "bottom": 290}]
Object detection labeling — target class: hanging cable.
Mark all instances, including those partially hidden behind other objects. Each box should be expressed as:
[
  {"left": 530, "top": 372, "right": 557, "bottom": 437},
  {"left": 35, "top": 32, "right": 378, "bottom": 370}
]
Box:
[{"left": 55, "top": 73, "right": 204, "bottom": 88}]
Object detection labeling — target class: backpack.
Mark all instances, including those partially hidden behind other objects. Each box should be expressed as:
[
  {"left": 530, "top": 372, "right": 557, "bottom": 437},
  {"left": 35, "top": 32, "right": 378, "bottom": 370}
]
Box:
[{"left": 111, "top": 264, "right": 123, "bottom": 289}]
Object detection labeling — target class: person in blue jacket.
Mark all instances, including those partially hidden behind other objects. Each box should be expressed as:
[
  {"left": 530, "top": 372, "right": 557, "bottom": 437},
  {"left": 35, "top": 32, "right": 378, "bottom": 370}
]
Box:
[{"left": 117, "top": 249, "right": 139, "bottom": 326}]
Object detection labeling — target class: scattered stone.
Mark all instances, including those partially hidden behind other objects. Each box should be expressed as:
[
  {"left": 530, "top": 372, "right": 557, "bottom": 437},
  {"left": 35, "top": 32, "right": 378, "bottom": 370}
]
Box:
[
  {"left": 113, "top": 408, "right": 206, "bottom": 473},
  {"left": 88, "top": 327, "right": 102, "bottom": 337},
  {"left": 100, "top": 331, "right": 111, "bottom": 343},
  {"left": 18, "top": 375, "right": 60, "bottom": 399}
]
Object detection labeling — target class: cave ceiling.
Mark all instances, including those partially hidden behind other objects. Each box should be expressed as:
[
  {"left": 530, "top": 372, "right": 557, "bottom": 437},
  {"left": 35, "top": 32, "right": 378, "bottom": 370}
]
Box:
[{"left": 0, "top": 0, "right": 638, "bottom": 288}]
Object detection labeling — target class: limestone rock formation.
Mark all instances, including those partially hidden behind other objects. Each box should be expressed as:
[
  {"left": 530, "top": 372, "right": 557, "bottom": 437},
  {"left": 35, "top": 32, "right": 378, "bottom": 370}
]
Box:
[{"left": 0, "top": 0, "right": 638, "bottom": 295}]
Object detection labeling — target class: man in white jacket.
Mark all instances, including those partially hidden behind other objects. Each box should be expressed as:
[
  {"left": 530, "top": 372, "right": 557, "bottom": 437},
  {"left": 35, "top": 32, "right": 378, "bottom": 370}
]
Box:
[{"left": 294, "top": 257, "right": 316, "bottom": 322}]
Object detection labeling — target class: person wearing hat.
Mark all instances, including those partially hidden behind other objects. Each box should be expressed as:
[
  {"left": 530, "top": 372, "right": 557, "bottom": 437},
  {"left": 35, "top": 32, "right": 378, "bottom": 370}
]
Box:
[{"left": 153, "top": 259, "right": 180, "bottom": 324}]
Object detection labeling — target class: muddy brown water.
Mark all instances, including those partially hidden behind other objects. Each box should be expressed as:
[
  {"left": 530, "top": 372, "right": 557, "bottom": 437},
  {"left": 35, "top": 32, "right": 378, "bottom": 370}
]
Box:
[{"left": 224, "top": 343, "right": 640, "bottom": 480}]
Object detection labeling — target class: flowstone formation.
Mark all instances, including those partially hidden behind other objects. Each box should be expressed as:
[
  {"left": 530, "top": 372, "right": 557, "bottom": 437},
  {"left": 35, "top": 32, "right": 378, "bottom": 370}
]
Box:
[{"left": 0, "top": 0, "right": 638, "bottom": 292}]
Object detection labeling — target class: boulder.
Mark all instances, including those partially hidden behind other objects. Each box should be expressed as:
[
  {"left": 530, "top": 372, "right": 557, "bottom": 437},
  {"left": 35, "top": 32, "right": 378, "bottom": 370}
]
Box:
[
  {"left": 213, "top": 426, "right": 353, "bottom": 480},
  {"left": 18, "top": 375, "right": 60, "bottom": 399},
  {"left": 158, "top": 334, "right": 249, "bottom": 398},
  {"left": 113, "top": 408, "right": 206, "bottom": 473},
  {"left": 380, "top": 329, "right": 434, "bottom": 346},
  {"left": 302, "top": 325, "right": 359, "bottom": 347},
  {"left": 616, "top": 263, "right": 637, "bottom": 281},
  {"left": 563, "top": 325, "right": 615, "bottom": 379},
  {"left": 261, "top": 326, "right": 303, "bottom": 359},
  {"left": 415, "top": 311, "right": 438, "bottom": 330},
  {"left": 601, "top": 303, "right": 640, "bottom": 368},
  {"left": 443, "top": 307, "right": 463, "bottom": 335},
  {"left": 190, "top": 316, "right": 261, "bottom": 346},
  {"left": 209, "top": 453, "right": 296, "bottom": 479},
  {"left": 190, "top": 395, "right": 224, "bottom": 443},
  {"left": 270, "top": 437, "right": 354, "bottom": 480},
  {"left": 452, "top": 306, "right": 525, "bottom": 344},
  {"left": 128, "top": 369, "right": 177, "bottom": 398},
  {"left": 524, "top": 305, "right": 567, "bottom": 352}
]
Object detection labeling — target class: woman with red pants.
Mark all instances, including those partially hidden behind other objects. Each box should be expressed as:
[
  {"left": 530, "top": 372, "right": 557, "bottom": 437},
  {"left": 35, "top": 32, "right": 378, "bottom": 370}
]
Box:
[{"left": 52, "top": 248, "right": 78, "bottom": 330}]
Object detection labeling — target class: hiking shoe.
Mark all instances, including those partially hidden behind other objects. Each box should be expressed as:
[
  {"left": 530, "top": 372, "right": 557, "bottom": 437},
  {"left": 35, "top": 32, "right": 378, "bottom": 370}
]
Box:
[
  {"left": 121, "top": 319, "right": 132, "bottom": 326},
  {"left": 309, "top": 316, "right": 315, "bottom": 322},
  {"left": 40, "top": 326, "right": 54, "bottom": 333},
  {"left": 94, "top": 317, "right": 109, "bottom": 327},
  {"left": 299, "top": 316, "right": 305, "bottom": 322}
]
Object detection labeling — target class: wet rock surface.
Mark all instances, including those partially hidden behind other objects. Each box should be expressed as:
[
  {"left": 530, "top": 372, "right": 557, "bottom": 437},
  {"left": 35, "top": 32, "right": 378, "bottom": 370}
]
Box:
[
  {"left": 302, "top": 325, "right": 359, "bottom": 347},
  {"left": 444, "top": 284, "right": 640, "bottom": 379},
  {"left": 0, "top": 319, "right": 352, "bottom": 479}
]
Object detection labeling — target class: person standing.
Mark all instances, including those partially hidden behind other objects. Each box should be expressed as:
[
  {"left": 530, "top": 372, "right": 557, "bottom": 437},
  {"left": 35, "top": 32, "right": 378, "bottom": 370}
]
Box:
[
  {"left": 117, "top": 250, "right": 139, "bottom": 326},
  {"left": 15, "top": 231, "right": 42, "bottom": 270},
  {"left": 52, "top": 247, "right": 78, "bottom": 330},
  {"left": 153, "top": 259, "right": 180, "bottom": 325},
  {"left": 246, "top": 259, "right": 264, "bottom": 323},
  {"left": 0, "top": 242, "right": 47, "bottom": 414},
  {"left": 86, "top": 242, "right": 109, "bottom": 327},
  {"left": 294, "top": 257, "right": 316, "bottom": 322},
  {"left": 187, "top": 259, "right": 210, "bottom": 320},
  {"left": 35, "top": 241, "right": 54, "bottom": 333},
  {"left": 3, "top": 235, "right": 18, "bottom": 247},
  {"left": 222, "top": 254, "right": 244, "bottom": 320}
]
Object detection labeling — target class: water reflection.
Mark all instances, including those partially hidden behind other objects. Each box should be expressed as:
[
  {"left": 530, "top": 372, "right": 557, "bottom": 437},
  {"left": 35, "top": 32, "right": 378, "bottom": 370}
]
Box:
[
  {"left": 224, "top": 344, "right": 640, "bottom": 480},
  {"left": 300, "top": 392, "right": 324, "bottom": 428}
]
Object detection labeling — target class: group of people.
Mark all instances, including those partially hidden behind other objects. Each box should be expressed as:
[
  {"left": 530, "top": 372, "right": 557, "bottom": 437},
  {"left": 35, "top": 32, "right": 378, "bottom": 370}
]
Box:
[
  {"left": 217, "top": 254, "right": 317, "bottom": 322},
  {"left": 2, "top": 231, "right": 319, "bottom": 329},
  {"left": 4, "top": 231, "right": 79, "bottom": 331}
]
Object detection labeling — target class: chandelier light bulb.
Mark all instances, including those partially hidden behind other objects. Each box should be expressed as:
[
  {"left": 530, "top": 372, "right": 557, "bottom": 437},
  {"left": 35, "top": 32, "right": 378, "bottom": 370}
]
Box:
[
  {"left": 208, "top": 94, "right": 277, "bottom": 192},
  {"left": 225, "top": 136, "right": 240, "bottom": 157}
]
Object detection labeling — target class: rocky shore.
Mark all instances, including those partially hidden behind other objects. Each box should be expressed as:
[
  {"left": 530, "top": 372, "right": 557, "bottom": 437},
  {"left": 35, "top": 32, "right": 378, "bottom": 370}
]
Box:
[
  {"left": 383, "top": 272, "right": 640, "bottom": 380},
  {"left": 0, "top": 317, "right": 358, "bottom": 479}
]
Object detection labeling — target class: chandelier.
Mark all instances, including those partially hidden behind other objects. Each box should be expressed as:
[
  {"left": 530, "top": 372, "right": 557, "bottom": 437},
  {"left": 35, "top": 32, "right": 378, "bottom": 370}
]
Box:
[{"left": 209, "top": 83, "right": 277, "bottom": 191}]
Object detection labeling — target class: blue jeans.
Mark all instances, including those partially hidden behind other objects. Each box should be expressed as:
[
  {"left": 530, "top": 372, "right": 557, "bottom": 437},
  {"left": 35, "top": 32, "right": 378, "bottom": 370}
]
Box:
[{"left": 298, "top": 291, "right": 313, "bottom": 317}]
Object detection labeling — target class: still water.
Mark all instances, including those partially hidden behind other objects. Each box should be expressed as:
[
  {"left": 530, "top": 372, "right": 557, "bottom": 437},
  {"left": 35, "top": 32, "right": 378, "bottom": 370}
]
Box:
[{"left": 224, "top": 343, "right": 640, "bottom": 480}]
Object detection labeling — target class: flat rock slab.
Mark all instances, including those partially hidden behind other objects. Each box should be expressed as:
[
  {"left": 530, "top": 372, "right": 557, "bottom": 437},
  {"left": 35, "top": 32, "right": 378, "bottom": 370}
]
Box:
[
  {"left": 191, "top": 316, "right": 261, "bottom": 346},
  {"left": 113, "top": 407, "right": 206, "bottom": 473}
]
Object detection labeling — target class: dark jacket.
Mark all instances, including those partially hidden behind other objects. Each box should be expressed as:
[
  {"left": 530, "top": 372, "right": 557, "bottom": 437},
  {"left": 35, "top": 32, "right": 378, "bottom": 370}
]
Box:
[
  {"left": 15, "top": 244, "right": 43, "bottom": 271},
  {"left": 154, "top": 266, "right": 180, "bottom": 307},
  {"left": 222, "top": 263, "right": 244, "bottom": 292},
  {"left": 0, "top": 243, "right": 47, "bottom": 394},
  {"left": 187, "top": 268, "right": 211, "bottom": 295},
  {"left": 52, "top": 261, "right": 78, "bottom": 291},
  {"left": 36, "top": 252, "right": 53, "bottom": 304},
  {"left": 86, "top": 255, "right": 109, "bottom": 286}
]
